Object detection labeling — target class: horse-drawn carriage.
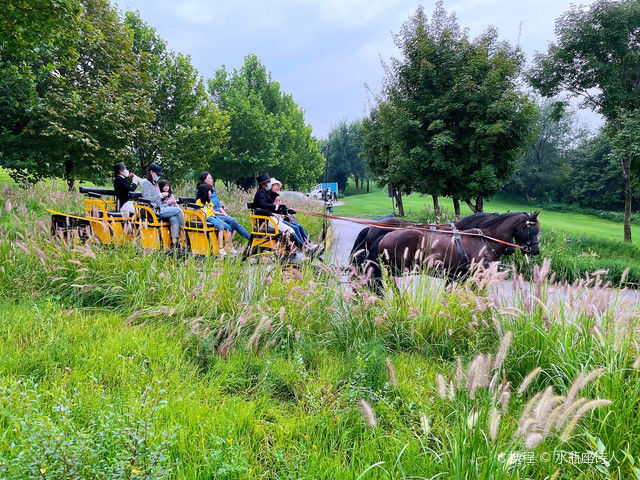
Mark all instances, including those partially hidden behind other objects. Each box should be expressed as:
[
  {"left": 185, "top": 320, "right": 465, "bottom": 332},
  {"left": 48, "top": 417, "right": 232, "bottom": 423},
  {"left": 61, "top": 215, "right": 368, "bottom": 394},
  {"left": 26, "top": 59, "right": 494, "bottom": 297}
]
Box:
[{"left": 48, "top": 187, "right": 297, "bottom": 260}]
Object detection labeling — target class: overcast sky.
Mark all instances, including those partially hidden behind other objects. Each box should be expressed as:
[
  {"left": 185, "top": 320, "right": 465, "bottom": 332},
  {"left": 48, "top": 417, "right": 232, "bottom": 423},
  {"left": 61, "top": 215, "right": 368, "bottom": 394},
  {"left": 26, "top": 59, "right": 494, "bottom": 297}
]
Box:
[{"left": 117, "top": 0, "right": 601, "bottom": 138}]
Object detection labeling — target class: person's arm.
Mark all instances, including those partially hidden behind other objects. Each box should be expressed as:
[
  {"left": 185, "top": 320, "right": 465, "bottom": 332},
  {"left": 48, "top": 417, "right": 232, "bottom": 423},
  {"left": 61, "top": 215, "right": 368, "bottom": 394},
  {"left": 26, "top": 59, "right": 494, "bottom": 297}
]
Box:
[
  {"left": 140, "top": 180, "right": 163, "bottom": 208},
  {"left": 115, "top": 176, "right": 137, "bottom": 192}
]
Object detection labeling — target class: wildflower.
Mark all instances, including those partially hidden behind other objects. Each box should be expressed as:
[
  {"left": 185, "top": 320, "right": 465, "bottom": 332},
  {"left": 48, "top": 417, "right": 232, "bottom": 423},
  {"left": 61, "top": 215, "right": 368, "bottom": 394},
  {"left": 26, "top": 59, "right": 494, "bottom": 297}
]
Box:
[
  {"left": 420, "top": 414, "right": 430, "bottom": 436},
  {"left": 467, "top": 410, "right": 479, "bottom": 430},
  {"left": 436, "top": 373, "right": 447, "bottom": 399},
  {"left": 488, "top": 407, "right": 501, "bottom": 441},
  {"left": 40, "top": 468, "right": 46, "bottom": 474},
  {"left": 131, "top": 467, "right": 142, "bottom": 475}
]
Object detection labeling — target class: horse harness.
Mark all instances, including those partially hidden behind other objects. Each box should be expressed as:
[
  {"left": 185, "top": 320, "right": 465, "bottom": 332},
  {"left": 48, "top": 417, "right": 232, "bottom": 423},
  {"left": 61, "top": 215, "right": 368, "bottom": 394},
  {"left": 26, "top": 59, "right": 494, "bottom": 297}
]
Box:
[
  {"left": 449, "top": 224, "right": 499, "bottom": 270},
  {"left": 450, "top": 223, "right": 471, "bottom": 269}
]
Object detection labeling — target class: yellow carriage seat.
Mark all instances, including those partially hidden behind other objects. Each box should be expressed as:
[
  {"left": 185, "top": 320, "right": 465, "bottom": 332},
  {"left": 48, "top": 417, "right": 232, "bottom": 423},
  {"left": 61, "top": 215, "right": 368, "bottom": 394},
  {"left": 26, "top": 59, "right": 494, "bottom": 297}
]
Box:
[
  {"left": 133, "top": 199, "right": 172, "bottom": 250},
  {"left": 183, "top": 203, "right": 222, "bottom": 256},
  {"left": 82, "top": 191, "right": 129, "bottom": 245},
  {"left": 244, "top": 202, "right": 286, "bottom": 259}
]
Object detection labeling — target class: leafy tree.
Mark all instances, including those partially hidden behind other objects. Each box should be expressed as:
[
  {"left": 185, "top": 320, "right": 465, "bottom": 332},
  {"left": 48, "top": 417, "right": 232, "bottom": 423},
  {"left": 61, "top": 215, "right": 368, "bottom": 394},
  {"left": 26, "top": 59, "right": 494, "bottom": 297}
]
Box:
[
  {"left": 503, "top": 100, "right": 588, "bottom": 203},
  {"left": 0, "top": 0, "right": 151, "bottom": 189},
  {"left": 369, "top": 3, "right": 536, "bottom": 215},
  {"left": 566, "top": 133, "right": 628, "bottom": 210},
  {"left": 322, "top": 120, "right": 367, "bottom": 193},
  {"left": 124, "top": 12, "right": 228, "bottom": 179},
  {"left": 0, "top": 0, "right": 81, "bottom": 183},
  {"left": 530, "top": 0, "right": 640, "bottom": 241},
  {"left": 361, "top": 102, "right": 410, "bottom": 215},
  {"left": 208, "top": 55, "right": 323, "bottom": 189}
]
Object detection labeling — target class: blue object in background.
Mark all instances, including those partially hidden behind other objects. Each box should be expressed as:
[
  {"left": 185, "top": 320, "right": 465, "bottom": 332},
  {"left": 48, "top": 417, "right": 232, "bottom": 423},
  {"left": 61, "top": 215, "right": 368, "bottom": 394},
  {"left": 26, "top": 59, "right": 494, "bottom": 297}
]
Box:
[{"left": 321, "top": 183, "right": 338, "bottom": 195}]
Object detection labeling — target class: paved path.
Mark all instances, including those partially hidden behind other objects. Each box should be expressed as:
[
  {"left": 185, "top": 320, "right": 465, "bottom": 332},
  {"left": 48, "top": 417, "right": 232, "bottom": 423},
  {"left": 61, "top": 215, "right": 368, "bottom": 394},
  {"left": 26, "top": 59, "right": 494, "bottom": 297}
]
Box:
[{"left": 327, "top": 217, "right": 366, "bottom": 266}]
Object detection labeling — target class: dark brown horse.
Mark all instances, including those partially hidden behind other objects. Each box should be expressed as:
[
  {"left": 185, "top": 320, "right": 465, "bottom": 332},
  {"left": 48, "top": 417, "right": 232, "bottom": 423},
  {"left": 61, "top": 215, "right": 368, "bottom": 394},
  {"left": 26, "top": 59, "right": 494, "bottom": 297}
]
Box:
[
  {"left": 364, "top": 212, "right": 540, "bottom": 288},
  {"left": 349, "top": 212, "right": 499, "bottom": 270}
]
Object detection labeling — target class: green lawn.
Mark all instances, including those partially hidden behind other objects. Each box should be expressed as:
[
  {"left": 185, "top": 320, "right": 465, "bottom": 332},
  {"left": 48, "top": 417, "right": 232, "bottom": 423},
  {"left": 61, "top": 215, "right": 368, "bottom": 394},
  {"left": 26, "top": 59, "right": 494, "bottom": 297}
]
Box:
[{"left": 335, "top": 186, "right": 640, "bottom": 244}]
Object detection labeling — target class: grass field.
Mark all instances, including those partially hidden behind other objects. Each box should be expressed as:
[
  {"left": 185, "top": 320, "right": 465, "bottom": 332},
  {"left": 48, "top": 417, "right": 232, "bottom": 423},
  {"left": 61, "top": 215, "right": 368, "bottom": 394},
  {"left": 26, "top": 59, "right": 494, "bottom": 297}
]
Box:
[{"left": 1, "top": 179, "right": 639, "bottom": 479}]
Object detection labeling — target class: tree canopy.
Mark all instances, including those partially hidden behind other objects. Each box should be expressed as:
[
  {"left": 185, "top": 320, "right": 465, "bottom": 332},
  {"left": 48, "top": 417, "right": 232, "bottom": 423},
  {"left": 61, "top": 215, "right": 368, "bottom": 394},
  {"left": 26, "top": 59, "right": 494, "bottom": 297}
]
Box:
[
  {"left": 363, "top": 3, "right": 537, "bottom": 214},
  {"left": 322, "top": 120, "right": 368, "bottom": 192},
  {"left": 208, "top": 55, "right": 324, "bottom": 189},
  {"left": 530, "top": 0, "right": 640, "bottom": 241}
]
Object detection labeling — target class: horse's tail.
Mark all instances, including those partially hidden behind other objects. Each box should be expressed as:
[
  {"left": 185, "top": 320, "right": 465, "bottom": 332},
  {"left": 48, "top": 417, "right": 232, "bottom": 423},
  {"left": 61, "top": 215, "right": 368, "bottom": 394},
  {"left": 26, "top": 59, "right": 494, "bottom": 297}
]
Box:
[{"left": 350, "top": 227, "right": 370, "bottom": 269}]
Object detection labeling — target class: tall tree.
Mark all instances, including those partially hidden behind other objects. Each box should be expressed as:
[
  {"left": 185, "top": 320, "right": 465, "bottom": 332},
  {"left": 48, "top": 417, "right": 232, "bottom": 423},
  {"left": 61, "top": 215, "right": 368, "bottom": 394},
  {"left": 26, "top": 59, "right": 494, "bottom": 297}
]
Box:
[
  {"left": 124, "top": 12, "right": 228, "bottom": 179},
  {"left": 208, "top": 55, "right": 324, "bottom": 189},
  {"left": 530, "top": 0, "right": 640, "bottom": 241},
  {"left": 361, "top": 102, "right": 410, "bottom": 216},
  {"left": 322, "top": 120, "right": 366, "bottom": 192},
  {"left": 503, "top": 100, "right": 588, "bottom": 203},
  {"left": 0, "top": 0, "right": 151, "bottom": 189},
  {"left": 367, "top": 3, "right": 536, "bottom": 215},
  {"left": 0, "top": 0, "right": 81, "bottom": 183}
]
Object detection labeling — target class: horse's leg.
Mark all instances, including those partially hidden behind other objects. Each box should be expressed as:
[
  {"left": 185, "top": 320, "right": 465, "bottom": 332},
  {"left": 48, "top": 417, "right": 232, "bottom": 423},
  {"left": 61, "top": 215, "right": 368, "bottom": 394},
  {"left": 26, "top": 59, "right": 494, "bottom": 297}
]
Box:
[
  {"left": 364, "top": 235, "right": 386, "bottom": 293},
  {"left": 349, "top": 227, "right": 370, "bottom": 272}
]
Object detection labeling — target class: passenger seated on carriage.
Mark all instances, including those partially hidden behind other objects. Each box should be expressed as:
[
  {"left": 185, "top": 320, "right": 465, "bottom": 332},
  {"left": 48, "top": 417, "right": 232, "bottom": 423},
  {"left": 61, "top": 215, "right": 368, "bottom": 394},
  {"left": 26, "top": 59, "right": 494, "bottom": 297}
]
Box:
[
  {"left": 196, "top": 171, "right": 251, "bottom": 241},
  {"left": 113, "top": 162, "right": 143, "bottom": 215},
  {"left": 157, "top": 180, "right": 178, "bottom": 207},
  {"left": 269, "top": 178, "right": 317, "bottom": 251},
  {"left": 140, "top": 163, "right": 185, "bottom": 248},
  {"left": 195, "top": 184, "right": 235, "bottom": 255}
]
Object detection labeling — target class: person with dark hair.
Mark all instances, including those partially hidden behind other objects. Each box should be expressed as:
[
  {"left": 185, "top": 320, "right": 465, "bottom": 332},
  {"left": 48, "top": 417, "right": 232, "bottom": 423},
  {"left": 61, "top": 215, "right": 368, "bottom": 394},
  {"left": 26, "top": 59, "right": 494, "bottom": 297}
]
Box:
[
  {"left": 113, "top": 162, "right": 142, "bottom": 215},
  {"left": 196, "top": 171, "right": 211, "bottom": 190},
  {"left": 195, "top": 171, "right": 250, "bottom": 241},
  {"left": 195, "top": 183, "right": 233, "bottom": 255},
  {"left": 140, "top": 164, "right": 184, "bottom": 247},
  {"left": 157, "top": 180, "right": 178, "bottom": 207}
]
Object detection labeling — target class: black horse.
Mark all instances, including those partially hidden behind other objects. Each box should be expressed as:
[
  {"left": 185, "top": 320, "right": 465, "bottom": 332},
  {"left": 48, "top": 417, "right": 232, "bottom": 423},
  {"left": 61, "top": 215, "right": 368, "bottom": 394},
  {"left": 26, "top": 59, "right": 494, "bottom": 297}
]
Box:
[
  {"left": 349, "top": 212, "right": 499, "bottom": 272},
  {"left": 364, "top": 212, "right": 540, "bottom": 290}
]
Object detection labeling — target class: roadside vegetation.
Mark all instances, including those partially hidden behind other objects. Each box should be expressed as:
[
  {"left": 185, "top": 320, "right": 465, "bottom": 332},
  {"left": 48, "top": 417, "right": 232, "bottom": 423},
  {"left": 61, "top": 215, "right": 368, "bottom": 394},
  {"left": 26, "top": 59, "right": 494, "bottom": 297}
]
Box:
[{"left": 1, "top": 182, "right": 639, "bottom": 479}]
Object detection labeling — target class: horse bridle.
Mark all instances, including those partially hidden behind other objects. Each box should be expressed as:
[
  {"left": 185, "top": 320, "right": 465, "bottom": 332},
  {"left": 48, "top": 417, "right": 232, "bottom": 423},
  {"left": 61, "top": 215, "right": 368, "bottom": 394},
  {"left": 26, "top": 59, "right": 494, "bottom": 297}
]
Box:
[{"left": 518, "top": 219, "right": 539, "bottom": 253}]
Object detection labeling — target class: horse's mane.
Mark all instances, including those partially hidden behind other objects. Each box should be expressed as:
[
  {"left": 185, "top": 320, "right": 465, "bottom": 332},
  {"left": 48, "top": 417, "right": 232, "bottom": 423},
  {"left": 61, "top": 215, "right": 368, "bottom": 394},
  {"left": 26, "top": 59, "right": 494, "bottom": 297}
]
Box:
[
  {"left": 455, "top": 212, "right": 498, "bottom": 229},
  {"left": 477, "top": 212, "right": 528, "bottom": 228}
]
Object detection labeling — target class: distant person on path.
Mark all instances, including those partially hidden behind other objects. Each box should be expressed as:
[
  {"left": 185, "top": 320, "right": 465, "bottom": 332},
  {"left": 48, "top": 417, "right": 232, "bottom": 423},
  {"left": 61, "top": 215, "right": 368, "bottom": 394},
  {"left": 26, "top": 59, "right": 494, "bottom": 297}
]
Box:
[
  {"left": 195, "top": 171, "right": 250, "bottom": 241},
  {"left": 140, "top": 163, "right": 184, "bottom": 248},
  {"left": 113, "top": 162, "right": 143, "bottom": 215}
]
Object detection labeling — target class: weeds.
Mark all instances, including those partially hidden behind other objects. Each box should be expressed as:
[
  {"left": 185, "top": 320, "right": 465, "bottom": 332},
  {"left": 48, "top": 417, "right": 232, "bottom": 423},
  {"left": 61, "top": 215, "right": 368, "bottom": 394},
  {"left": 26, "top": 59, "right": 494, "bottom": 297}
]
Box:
[{"left": 0, "top": 181, "right": 639, "bottom": 478}]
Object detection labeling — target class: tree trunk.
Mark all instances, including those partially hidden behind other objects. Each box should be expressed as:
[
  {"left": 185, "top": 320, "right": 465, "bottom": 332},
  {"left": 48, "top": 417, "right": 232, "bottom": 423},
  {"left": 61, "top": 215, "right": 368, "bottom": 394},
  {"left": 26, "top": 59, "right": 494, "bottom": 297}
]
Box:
[
  {"left": 452, "top": 198, "right": 461, "bottom": 218},
  {"left": 620, "top": 154, "right": 633, "bottom": 242},
  {"left": 64, "top": 159, "right": 75, "bottom": 192},
  {"left": 355, "top": 176, "right": 360, "bottom": 193},
  {"left": 624, "top": 171, "right": 633, "bottom": 243},
  {"left": 464, "top": 198, "right": 484, "bottom": 213},
  {"left": 395, "top": 190, "right": 405, "bottom": 217},
  {"left": 366, "top": 179, "right": 370, "bottom": 192},
  {"left": 432, "top": 195, "right": 440, "bottom": 213}
]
